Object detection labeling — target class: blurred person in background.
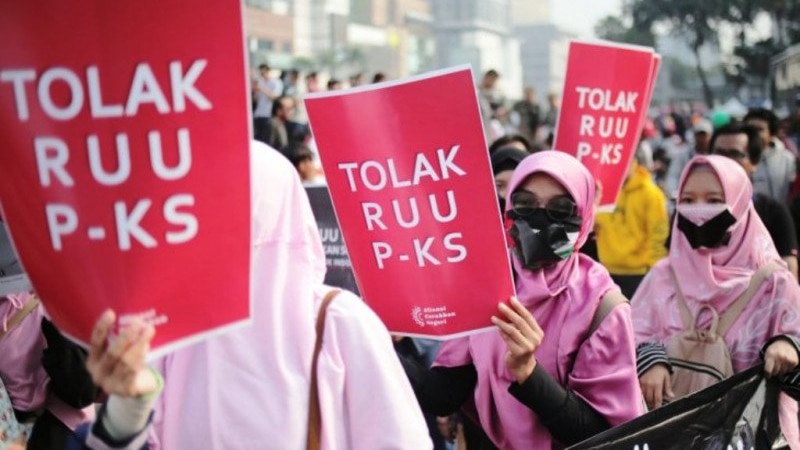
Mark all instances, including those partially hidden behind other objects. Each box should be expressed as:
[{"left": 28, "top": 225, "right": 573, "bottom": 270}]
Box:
[
  {"left": 745, "top": 108, "right": 796, "bottom": 203},
  {"left": 711, "top": 122, "right": 798, "bottom": 279},
  {"left": 511, "top": 86, "right": 541, "bottom": 144},
  {"left": 665, "top": 119, "right": 712, "bottom": 200},
  {"left": 595, "top": 150, "right": 670, "bottom": 298}
]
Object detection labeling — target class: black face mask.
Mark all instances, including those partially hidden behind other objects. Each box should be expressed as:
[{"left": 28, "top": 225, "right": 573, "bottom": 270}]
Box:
[
  {"left": 498, "top": 196, "right": 506, "bottom": 215},
  {"left": 507, "top": 208, "right": 581, "bottom": 270},
  {"left": 676, "top": 210, "right": 736, "bottom": 249}
]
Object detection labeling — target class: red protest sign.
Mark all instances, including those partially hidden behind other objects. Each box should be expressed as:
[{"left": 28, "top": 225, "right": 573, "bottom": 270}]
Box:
[
  {"left": 305, "top": 67, "right": 515, "bottom": 338},
  {"left": 0, "top": 0, "right": 251, "bottom": 356},
  {"left": 553, "top": 40, "right": 659, "bottom": 210}
]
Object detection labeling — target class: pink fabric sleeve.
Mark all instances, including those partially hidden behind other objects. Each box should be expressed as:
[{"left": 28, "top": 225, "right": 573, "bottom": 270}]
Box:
[
  {"left": 630, "top": 270, "right": 670, "bottom": 345},
  {"left": 432, "top": 336, "right": 472, "bottom": 368},
  {"left": 145, "top": 357, "right": 166, "bottom": 450},
  {"left": 568, "top": 303, "right": 645, "bottom": 427},
  {"left": 320, "top": 291, "right": 433, "bottom": 450}
]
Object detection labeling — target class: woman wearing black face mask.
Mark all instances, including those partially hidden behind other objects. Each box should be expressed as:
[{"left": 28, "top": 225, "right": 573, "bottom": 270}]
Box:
[
  {"left": 631, "top": 155, "right": 800, "bottom": 445},
  {"left": 402, "top": 151, "right": 644, "bottom": 450}
]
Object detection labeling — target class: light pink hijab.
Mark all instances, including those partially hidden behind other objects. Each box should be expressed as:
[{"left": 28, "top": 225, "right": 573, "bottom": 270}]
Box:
[
  {"left": 0, "top": 292, "right": 93, "bottom": 430},
  {"left": 87, "top": 141, "right": 431, "bottom": 450},
  {"left": 632, "top": 155, "right": 800, "bottom": 448},
  {"left": 0, "top": 292, "right": 48, "bottom": 414},
  {"left": 436, "top": 151, "right": 644, "bottom": 450}
]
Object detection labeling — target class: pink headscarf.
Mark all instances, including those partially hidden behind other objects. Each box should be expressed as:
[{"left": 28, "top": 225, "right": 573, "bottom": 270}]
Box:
[
  {"left": 0, "top": 292, "right": 93, "bottom": 430},
  {"left": 95, "top": 142, "right": 430, "bottom": 450},
  {"left": 670, "top": 155, "right": 783, "bottom": 309},
  {"left": 436, "top": 151, "right": 644, "bottom": 450},
  {"left": 0, "top": 292, "right": 48, "bottom": 413},
  {"left": 632, "top": 154, "right": 800, "bottom": 448}
]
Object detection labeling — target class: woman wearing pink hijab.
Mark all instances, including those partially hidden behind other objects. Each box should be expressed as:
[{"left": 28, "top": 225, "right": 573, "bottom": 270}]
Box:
[
  {"left": 79, "top": 142, "right": 432, "bottom": 450},
  {"left": 632, "top": 155, "right": 800, "bottom": 446},
  {"left": 402, "top": 151, "right": 644, "bottom": 449}
]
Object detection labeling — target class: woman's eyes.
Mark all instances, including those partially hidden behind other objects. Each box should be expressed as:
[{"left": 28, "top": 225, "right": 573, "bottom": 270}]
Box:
[{"left": 678, "top": 197, "right": 725, "bottom": 204}]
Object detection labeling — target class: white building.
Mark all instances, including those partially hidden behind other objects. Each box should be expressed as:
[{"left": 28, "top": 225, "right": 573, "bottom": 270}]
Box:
[
  {"left": 515, "top": 23, "right": 575, "bottom": 101},
  {"left": 431, "top": 0, "right": 523, "bottom": 100}
]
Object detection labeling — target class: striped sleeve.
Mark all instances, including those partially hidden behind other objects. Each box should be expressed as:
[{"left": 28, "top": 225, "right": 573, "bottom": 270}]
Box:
[{"left": 636, "top": 341, "right": 672, "bottom": 377}]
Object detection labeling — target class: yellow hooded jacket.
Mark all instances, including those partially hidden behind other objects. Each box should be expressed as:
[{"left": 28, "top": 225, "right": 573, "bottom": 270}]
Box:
[{"left": 595, "top": 165, "right": 669, "bottom": 275}]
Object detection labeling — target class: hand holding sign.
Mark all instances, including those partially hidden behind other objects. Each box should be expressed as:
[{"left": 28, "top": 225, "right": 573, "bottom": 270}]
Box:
[
  {"left": 87, "top": 310, "right": 159, "bottom": 398},
  {"left": 492, "top": 297, "right": 545, "bottom": 384}
]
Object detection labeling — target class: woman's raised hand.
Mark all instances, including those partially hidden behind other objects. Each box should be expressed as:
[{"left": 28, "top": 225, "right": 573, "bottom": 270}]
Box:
[
  {"left": 86, "top": 310, "right": 159, "bottom": 398},
  {"left": 491, "top": 297, "right": 544, "bottom": 384}
]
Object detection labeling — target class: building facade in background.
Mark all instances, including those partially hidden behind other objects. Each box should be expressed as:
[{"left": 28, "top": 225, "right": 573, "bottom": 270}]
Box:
[
  {"left": 243, "top": 0, "right": 583, "bottom": 102},
  {"left": 431, "top": 0, "right": 522, "bottom": 100}
]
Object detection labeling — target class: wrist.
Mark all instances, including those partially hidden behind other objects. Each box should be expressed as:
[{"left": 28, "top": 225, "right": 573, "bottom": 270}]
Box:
[
  {"left": 514, "top": 358, "right": 537, "bottom": 384},
  {"left": 134, "top": 366, "right": 163, "bottom": 400}
]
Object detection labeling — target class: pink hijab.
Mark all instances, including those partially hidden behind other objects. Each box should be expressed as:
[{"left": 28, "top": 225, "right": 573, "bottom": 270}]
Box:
[
  {"left": 0, "top": 292, "right": 48, "bottom": 413},
  {"left": 0, "top": 292, "right": 93, "bottom": 430},
  {"left": 632, "top": 155, "right": 800, "bottom": 448},
  {"left": 670, "top": 155, "right": 783, "bottom": 309},
  {"left": 94, "top": 142, "right": 430, "bottom": 450},
  {"left": 436, "top": 151, "right": 644, "bottom": 450}
]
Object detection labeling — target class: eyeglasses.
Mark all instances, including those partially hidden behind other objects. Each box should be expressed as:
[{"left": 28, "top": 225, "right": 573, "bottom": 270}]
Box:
[
  {"left": 714, "top": 148, "right": 748, "bottom": 161},
  {"left": 510, "top": 190, "right": 577, "bottom": 221}
]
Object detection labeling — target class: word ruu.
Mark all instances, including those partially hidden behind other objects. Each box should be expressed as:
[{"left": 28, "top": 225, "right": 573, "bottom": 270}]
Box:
[{"left": 337, "top": 145, "right": 468, "bottom": 269}]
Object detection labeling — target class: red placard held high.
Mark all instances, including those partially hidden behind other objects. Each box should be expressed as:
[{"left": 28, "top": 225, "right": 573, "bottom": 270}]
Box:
[
  {"left": 305, "top": 67, "right": 515, "bottom": 338},
  {"left": 0, "top": 0, "right": 252, "bottom": 356},
  {"left": 553, "top": 40, "right": 660, "bottom": 210}
]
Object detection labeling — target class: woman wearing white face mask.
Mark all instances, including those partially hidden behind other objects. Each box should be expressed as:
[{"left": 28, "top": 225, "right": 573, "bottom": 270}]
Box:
[{"left": 631, "top": 155, "right": 800, "bottom": 447}]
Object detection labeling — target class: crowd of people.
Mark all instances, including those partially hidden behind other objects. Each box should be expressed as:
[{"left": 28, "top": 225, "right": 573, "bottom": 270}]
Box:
[{"left": 3, "top": 63, "right": 800, "bottom": 450}]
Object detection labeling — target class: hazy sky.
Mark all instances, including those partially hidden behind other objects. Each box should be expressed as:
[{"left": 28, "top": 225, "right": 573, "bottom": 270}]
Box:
[{"left": 552, "top": 0, "right": 623, "bottom": 37}]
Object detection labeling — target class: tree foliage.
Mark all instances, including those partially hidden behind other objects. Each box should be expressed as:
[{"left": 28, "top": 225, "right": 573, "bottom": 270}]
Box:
[
  {"left": 596, "top": 0, "right": 800, "bottom": 107},
  {"left": 594, "top": 15, "right": 655, "bottom": 47}
]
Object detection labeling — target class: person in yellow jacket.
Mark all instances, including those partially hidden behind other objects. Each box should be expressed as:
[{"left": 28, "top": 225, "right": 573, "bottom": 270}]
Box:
[{"left": 595, "top": 154, "right": 669, "bottom": 299}]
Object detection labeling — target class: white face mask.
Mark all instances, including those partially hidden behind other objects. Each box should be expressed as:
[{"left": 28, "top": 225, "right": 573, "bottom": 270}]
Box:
[{"left": 675, "top": 203, "right": 730, "bottom": 226}]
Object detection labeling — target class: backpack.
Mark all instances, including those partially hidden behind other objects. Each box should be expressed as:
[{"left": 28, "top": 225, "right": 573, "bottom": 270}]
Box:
[{"left": 666, "top": 263, "right": 779, "bottom": 400}]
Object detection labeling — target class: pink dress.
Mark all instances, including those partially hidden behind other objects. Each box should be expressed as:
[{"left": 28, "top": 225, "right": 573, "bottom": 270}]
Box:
[{"left": 632, "top": 155, "right": 800, "bottom": 449}]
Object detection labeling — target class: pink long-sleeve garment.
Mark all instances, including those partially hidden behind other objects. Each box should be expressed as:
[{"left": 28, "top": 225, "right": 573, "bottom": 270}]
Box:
[
  {"left": 86, "top": 141, "right": 432, "bottom": 450},
  {"left": 632, "top": 155, "right": 800, "bottom": 449},
  {"left": 435, "top": 151, "right": 645, "bottom": 450}
]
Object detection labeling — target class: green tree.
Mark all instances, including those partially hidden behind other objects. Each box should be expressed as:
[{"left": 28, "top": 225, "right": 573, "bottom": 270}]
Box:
[
  {"left": 594, "top": 15, "right": 655, "bottom": 47},
  {"left": 629, "top": 0, "right": 728, "bottom": 108},
  {"left": 752, "top": 0, "right": 800, "bottom": 46}
]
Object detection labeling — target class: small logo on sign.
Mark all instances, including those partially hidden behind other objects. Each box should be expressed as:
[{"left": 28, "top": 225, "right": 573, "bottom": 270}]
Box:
[
  {"left": 411, "top": 305, "right": 457, "bottom": 327},
  {"left": 411, "top": 306, "right": 425, "bottom": 327}
]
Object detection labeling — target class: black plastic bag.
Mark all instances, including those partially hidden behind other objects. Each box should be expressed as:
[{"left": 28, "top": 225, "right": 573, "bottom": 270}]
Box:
[{"left": 568, "top": 365, "right": 783, "bottom": 450}]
